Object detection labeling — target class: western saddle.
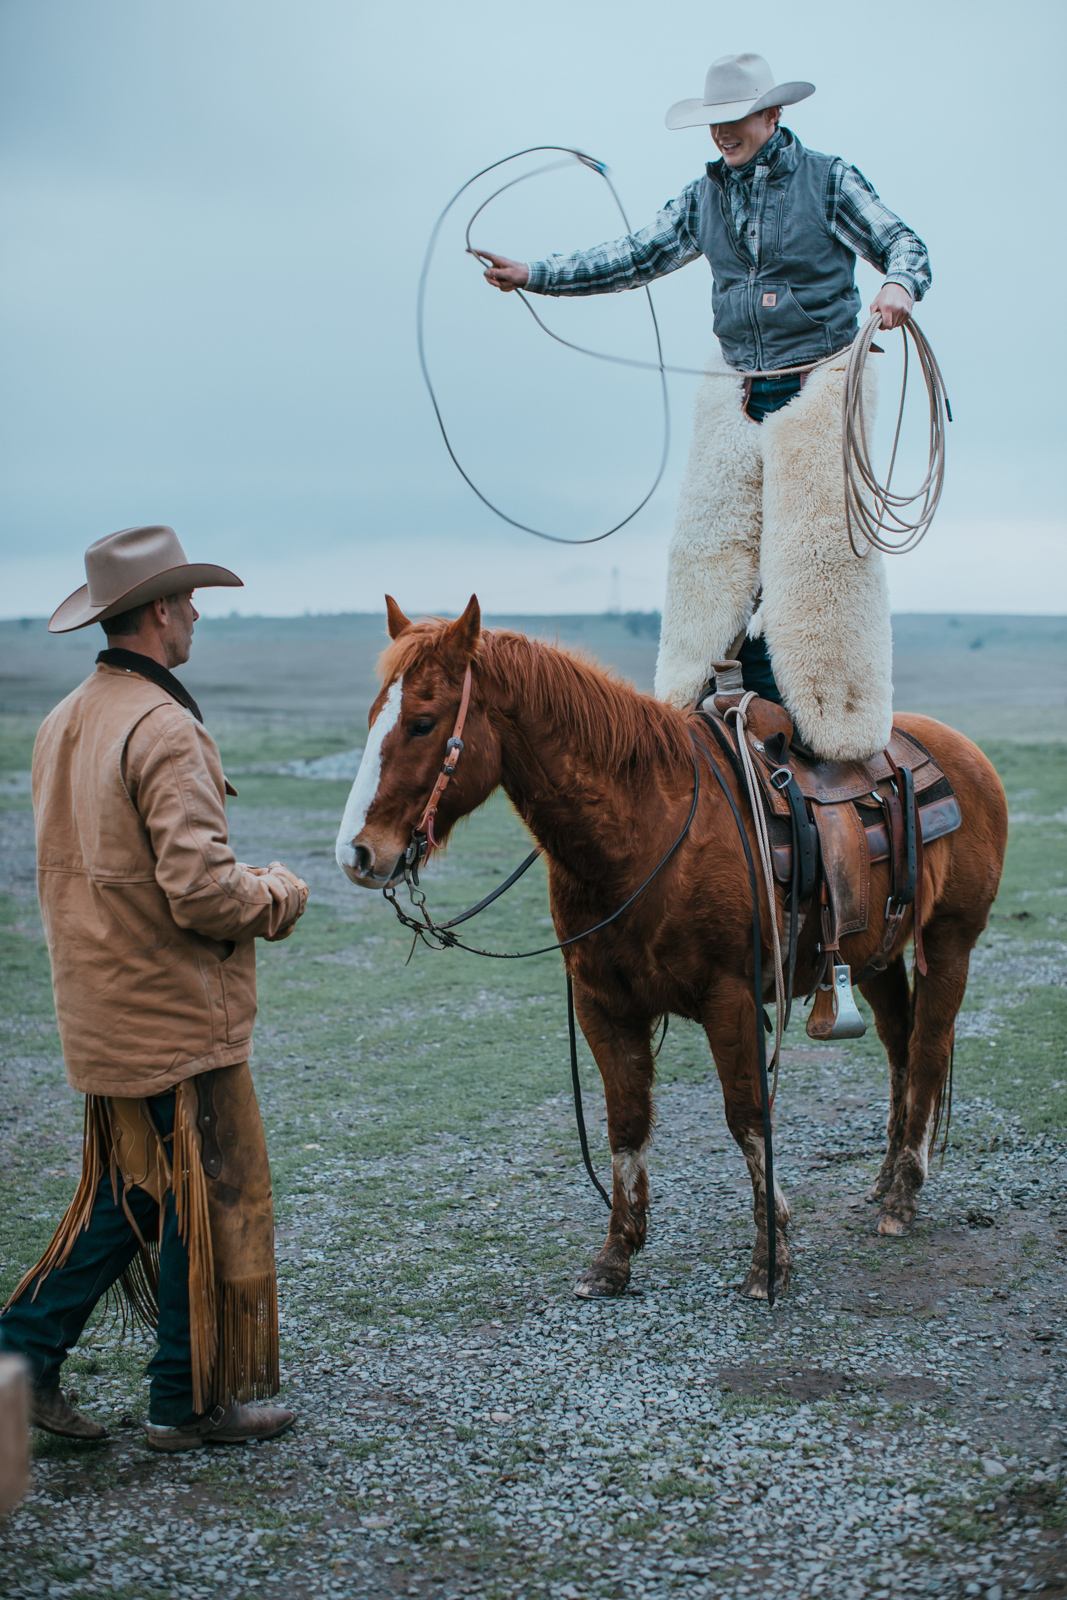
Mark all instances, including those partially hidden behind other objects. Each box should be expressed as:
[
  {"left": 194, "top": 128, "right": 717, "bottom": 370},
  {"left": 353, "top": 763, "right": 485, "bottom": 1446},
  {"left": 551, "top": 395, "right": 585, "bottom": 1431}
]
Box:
[{"left": 696, "top": 660, "right": 961, "bottom": 1041}]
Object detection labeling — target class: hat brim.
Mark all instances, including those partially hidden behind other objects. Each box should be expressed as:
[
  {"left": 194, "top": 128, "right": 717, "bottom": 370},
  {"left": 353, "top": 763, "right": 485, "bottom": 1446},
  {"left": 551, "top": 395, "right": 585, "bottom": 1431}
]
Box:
[
  {"left": 665, "top": 81, "right": 815, "bottom": 131},
  {"left": 48, "top": 563, "right": 243, "bottom": 634}
]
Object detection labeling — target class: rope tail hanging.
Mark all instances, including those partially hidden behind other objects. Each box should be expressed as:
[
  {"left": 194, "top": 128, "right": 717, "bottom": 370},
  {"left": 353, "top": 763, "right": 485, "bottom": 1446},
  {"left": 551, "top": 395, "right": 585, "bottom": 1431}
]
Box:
[{"left": 419, "top": 148, "right": 952, "bottom": 555}]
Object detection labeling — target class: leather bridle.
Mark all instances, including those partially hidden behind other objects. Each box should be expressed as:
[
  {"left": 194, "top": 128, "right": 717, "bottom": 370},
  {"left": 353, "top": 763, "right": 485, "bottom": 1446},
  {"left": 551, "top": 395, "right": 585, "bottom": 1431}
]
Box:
[{"left": 403, "top": 661, "right": 473, "bottom": 879}]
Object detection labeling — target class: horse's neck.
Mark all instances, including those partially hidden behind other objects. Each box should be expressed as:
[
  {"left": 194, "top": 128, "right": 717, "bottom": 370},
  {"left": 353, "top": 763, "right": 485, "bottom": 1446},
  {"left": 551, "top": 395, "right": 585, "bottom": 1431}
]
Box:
[{"left": 482, "top": 639, "right": 683, "bottom": 872}]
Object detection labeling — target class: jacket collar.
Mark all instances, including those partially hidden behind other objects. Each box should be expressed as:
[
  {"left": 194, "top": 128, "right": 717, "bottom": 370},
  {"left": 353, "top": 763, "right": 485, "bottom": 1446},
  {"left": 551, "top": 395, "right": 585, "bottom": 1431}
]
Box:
[
  {"left": 706, "top": 126, "right": 801, "bottom": 191},
  {"left": 96, "top": 648, "right": 204, "bottom": 725}
]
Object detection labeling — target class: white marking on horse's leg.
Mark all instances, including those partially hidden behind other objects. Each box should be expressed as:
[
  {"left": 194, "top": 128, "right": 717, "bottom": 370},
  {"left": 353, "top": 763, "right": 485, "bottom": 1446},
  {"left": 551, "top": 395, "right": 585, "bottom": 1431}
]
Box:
[
  {"left": 612, "top": 1141, "right": 650, "bottom": 1207},
  {"left": 742, "top": 1129, "right": 791, "bottom": 1226},
  {"left": 335, "top": 677, "right": 404, "bottom": 873},
  {"left": 911, "top": 1104, "right": 937, "bottom": 1179}
]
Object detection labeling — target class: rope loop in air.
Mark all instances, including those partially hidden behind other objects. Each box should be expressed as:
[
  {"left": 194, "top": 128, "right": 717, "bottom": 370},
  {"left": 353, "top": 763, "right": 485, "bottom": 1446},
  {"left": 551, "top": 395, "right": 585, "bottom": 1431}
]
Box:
[{"left": 416, "top": 146, "right": 670, "bottom": 546}]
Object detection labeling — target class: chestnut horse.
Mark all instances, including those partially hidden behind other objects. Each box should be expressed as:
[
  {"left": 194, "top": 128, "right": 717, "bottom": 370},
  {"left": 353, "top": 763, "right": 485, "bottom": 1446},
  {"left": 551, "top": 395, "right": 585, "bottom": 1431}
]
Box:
[{"left": 336, "top": 596, "right": 1008, "bottom": 1299}]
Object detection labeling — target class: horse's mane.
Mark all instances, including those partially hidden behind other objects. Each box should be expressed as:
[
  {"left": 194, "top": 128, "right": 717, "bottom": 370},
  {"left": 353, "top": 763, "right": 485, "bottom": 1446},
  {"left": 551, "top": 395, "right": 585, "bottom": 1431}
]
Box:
[{"left": 379, "top": 621, "right": 693, "bottom": 778}]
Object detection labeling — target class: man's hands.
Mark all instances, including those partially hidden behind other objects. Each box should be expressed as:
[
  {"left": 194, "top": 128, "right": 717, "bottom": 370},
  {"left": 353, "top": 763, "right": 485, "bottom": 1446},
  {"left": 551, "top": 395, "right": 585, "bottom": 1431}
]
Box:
[
  {"left": 475, "top": 251, "right": 530, "bottom": 292},
  {"left": 261, "top": 861, "right": 309, "bottom": 942},
  {"left": 870, "top": 283, "right": 913, "bottom": 330}
]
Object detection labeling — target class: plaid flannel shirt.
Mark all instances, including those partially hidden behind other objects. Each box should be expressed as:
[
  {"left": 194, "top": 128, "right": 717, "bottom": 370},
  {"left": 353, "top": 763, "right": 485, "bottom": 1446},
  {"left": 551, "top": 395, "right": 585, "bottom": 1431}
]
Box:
[{"left": 524, "top": 130, "right": 930, "bottom": 309}]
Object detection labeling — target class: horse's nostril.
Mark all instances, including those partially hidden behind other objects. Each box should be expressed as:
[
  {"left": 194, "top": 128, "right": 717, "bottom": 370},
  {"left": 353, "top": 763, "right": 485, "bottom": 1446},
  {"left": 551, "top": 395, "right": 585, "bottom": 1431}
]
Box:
[{"left": 353, "top": 844, "right": 375, "bottom": 877}]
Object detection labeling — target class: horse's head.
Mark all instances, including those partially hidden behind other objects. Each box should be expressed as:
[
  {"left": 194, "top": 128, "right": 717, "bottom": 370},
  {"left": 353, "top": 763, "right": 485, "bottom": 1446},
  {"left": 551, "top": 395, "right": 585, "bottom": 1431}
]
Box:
[{"left": 335, "top": 594, "right": 500, "bottom": 887}]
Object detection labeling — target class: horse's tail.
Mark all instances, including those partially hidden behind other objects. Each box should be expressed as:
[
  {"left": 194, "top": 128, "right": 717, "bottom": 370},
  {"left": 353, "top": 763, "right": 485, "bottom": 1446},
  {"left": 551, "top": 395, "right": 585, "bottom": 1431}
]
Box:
[{"left": 929, "top": 1027, "right": 955, "bottom": 1166}]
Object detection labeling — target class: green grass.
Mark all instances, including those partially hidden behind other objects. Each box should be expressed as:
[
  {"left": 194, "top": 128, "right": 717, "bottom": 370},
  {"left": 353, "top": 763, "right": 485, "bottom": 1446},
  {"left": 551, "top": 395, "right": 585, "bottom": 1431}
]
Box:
[{"left": 2, "top": 729, "right": 1066, "bottom": 1314}]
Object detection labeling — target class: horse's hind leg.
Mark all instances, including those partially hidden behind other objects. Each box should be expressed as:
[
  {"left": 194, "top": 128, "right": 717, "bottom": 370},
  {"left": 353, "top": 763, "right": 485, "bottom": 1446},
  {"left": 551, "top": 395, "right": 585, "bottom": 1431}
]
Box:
[
  {"left": 874, "top": 922, "right": 971, "bottom": 1236},
  {"left": 702, "top": 977, "right": 792, "bottom": 1299},
  {"left": 570, "top": 982, "right": 655, "bottom": 1299},
  {"left": 858, "top": 955, "right": 913, "bottom": 1201}
]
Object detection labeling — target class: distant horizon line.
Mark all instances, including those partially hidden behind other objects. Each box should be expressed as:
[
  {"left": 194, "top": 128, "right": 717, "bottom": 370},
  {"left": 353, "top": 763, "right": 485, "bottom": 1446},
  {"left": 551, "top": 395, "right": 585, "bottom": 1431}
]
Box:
[{"left": 4, "top": 608, "right": 1067, "bottom": 624}]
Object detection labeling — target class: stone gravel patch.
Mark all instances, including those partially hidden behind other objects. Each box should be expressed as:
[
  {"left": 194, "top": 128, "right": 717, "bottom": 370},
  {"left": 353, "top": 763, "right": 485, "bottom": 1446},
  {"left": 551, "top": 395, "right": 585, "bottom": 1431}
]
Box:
[{"left": 4, "top": 1050, "right": 1067, "bottom": 1600}]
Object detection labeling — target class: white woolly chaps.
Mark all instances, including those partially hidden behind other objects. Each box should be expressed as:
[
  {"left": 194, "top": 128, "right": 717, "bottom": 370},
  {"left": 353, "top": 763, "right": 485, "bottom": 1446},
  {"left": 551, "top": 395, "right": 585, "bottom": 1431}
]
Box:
[{"left": 654, "top": 358, "right": 893, "bottom": 762}]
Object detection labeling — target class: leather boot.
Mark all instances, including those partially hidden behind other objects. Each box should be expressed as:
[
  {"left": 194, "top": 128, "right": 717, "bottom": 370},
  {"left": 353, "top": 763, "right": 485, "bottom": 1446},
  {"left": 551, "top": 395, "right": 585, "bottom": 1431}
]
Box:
[
  {"left": 145, "top": 1401, "right": 295, "bottom": 1453},
  {"left": 30, "top": 1386, "right": 108, "bottom": 1441}
]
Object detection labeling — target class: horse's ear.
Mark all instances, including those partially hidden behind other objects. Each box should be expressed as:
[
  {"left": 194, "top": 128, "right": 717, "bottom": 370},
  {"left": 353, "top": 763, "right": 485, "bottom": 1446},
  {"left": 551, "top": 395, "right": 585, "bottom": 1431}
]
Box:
[
  {"left": 385, "top": 595, "right": 412, "bottom": 639},
  {"left": 447, "top": 594, "right": 481, "bottom": 655}
]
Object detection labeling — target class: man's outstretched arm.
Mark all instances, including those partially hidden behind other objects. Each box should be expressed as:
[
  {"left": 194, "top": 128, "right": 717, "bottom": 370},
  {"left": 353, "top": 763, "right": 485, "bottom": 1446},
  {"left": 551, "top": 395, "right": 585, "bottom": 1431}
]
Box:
[{"left": 478, "top": 184, "right": 703, "bottom": 297}]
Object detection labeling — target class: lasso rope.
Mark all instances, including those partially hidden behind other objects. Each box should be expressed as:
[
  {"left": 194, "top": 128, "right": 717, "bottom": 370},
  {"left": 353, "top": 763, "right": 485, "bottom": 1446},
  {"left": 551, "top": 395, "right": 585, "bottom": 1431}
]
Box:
[
  {"left": 419, "top": 147, "right": 951, "bottom": 553},
  {"left": 843, "top": 312, "right": 951, "bottom": 556},
  {"left": 417, "top": 147, "right": 669, "bottom": 546}
]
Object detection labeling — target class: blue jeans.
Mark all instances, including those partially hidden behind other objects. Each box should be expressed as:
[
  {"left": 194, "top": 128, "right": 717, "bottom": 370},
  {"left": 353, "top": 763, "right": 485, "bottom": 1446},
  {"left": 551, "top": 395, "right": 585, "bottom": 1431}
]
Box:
[
  {"left": 0, "top": 1091, "right": 198, "bottom": 1426},
  {"left": 732, "top": 373, "right": 807, "bottom": 705}
]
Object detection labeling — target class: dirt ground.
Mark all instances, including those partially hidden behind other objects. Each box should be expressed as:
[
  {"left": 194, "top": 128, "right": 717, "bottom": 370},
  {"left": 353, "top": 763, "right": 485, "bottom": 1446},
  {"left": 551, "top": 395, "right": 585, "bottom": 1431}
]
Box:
[{"left": 1, "top": 611, "right": 1065, "bottom": 1600}]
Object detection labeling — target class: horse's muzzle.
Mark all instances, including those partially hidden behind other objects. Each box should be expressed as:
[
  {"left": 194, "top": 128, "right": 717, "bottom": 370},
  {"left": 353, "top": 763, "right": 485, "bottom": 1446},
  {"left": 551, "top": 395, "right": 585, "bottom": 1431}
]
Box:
[{"left": 336, "top": 836, "right": 405, "bottom": 889}]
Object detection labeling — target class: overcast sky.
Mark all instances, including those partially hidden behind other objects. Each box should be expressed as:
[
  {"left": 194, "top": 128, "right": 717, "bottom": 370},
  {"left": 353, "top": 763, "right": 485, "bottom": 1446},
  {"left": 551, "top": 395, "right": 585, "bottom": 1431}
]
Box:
[{"left": 1, "top": 0, "right": 1063, "bottom": 619}]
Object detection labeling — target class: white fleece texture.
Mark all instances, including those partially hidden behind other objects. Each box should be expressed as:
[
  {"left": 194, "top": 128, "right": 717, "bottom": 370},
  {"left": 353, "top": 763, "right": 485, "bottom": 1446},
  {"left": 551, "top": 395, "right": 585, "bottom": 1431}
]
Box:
[
  {"left": 654, "top": 359, "right": 893, "bottom": 762},
  {"left": 653, "top": 372, "right": 762, "bottom": 709}
]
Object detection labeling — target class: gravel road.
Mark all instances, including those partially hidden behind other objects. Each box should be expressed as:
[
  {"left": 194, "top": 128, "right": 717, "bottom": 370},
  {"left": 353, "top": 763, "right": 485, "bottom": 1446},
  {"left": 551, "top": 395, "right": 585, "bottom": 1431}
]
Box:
[{"left": 3, "top": 1036, "right": 1067, "bottom": 1600}]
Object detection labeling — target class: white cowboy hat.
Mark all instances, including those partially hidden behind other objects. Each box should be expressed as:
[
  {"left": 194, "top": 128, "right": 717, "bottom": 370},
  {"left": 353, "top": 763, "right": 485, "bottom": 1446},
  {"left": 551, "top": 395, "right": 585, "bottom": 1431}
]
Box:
[
  {"left": 666, "top": 53, "right": 815, "bottom": 131},
  {"left": 48, "top": 524, "right": 242, "bottom": 633}
]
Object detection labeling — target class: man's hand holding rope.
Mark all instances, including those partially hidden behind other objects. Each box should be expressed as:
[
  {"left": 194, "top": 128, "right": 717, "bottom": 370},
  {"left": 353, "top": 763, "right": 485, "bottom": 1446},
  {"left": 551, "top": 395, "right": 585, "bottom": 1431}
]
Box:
[
  {"left": 476, "top": 250, "right": 530, "bottom": 291},
  {"left": 871, "top": 282, "right": 913, "bottom": 330}
]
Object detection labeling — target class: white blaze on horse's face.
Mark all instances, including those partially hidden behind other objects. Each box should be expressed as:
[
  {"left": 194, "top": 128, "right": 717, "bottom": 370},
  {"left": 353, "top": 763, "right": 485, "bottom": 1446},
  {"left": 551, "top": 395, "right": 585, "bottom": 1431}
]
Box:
[{"left": 335, "top": 677, "right": 405, "bottom": 885}]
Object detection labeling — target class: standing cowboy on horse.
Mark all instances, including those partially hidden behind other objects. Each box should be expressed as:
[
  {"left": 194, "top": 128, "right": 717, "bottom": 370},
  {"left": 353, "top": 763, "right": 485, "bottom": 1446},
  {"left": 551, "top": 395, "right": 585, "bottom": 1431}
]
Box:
[{"left": 479, "top": 52, "right": 932, "bottom": 763}]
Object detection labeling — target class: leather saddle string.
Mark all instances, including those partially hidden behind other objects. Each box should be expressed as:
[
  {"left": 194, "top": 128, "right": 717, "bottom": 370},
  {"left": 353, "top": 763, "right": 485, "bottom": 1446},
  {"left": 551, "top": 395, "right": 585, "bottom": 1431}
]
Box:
[
  {"left": 724, "top": 693, "right": 787, "bottom": 1102},
  {"left": 884, "top": 746, "right": 929, "bottom": 978},
  {"left": 690, "top": 725, "right": 777, "bottom": 1306}
]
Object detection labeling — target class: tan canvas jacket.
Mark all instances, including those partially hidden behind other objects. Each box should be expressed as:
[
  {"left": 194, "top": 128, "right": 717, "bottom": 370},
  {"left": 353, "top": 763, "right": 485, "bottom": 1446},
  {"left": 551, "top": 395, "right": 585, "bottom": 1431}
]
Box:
[{"left": 33, "top": 662, "right": 306, "bottom": 1096}]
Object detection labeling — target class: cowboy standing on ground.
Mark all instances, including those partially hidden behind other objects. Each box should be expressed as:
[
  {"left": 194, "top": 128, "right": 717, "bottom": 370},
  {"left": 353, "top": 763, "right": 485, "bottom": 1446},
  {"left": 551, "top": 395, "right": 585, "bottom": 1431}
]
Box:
[
  {"left": 0, "top": 525, "right": 308, "bottom": 1451},
  {"left": 480, "top": 53, "right": 931, "bottom": 762}
]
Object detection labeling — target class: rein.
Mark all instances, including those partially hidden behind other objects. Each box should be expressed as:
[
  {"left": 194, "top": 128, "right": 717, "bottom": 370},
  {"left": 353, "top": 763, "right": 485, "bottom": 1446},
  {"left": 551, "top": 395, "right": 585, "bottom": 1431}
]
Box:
[
  {"left": 386, "top": 745, "right": 701, "bottom": 960},
  {"left": 689, "top": 724, "right": 778, "bottom": 1306}
]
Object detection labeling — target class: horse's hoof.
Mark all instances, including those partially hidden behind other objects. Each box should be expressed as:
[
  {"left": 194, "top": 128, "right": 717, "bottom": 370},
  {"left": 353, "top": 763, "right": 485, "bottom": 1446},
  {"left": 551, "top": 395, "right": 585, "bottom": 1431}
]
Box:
[
  {"left": 740, "top": 1265, "right": 790, "bottom": 1300},
  {"left": 573, "top": 1264, "right": 630, "bottom": 1299},
  {"left": 876, "top": 1211, "right": 910, "bottom": 1237}
]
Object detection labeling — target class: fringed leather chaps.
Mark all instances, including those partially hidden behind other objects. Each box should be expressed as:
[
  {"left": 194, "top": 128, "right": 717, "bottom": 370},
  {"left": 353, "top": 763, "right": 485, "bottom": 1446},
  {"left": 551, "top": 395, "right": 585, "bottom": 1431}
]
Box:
[{"left": 6, "top": 1062, "right": 278, "bottom": 1415}]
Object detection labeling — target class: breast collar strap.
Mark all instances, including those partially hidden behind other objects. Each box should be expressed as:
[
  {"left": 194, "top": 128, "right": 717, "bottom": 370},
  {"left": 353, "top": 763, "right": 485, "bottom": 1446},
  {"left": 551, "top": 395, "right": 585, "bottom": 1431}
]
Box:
[{"left": 406, "top": 662, "right": 473, "bottom": 874}]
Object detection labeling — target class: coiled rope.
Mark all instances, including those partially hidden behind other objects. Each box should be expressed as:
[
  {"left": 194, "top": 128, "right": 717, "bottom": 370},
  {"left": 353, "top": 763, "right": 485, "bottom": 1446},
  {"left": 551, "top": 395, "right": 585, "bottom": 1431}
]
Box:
[
  {"left": 842, "top": 311, "right": 951, "bottom": 556},
  {"left": 420, "top": 146, "right": 951, "bottom": 554}
]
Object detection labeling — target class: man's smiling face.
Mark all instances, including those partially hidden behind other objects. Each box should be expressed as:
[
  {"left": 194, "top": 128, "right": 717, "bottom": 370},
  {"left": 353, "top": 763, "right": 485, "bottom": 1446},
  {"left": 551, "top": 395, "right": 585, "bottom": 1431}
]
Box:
[{"left": 710, "top": 107, "right": 781, "bottom": 168}]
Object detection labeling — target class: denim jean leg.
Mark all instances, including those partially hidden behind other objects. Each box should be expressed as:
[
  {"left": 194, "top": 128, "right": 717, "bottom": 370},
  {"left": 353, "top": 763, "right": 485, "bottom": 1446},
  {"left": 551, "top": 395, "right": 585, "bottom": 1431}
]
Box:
[
  {"left": 0, "top": 1169, "right": 157, "bottom": 1388},
  {"left": 143, "top": 1092, "right": 197, "bottom": 1427},
  {"left": 737, "top": 634, "right": 784, "bottom": 705},
  {"left": 144, "top": 1188, "right": 197, "bottom": 1426}
]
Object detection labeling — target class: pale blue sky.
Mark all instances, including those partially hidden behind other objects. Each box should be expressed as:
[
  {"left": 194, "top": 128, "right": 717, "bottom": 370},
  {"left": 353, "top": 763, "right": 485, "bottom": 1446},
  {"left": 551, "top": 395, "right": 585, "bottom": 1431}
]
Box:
[{"left": 1, "top": 0, "right": 1063, "bottom": 617}]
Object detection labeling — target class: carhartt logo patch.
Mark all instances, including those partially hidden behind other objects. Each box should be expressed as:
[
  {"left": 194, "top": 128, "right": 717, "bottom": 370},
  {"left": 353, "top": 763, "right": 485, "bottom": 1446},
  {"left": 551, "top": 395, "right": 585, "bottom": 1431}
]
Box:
[{"left": 762, "top": 292, "right": 777, "bottom": 307}]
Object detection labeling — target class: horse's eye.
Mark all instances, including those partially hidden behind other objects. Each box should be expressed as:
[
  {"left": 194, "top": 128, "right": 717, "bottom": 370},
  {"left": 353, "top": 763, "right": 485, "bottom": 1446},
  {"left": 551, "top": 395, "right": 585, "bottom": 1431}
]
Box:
[{"left": 409, "top": 718, "right": 436, "bottom": 738}]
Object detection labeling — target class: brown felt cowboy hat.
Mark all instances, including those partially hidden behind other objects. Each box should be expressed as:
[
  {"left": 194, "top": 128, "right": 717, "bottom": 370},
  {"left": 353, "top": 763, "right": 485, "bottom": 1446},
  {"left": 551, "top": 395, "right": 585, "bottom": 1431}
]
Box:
[
  {"left": 48, "top": 524, "right": 243, "bottom": 633},
  {"left": 665, "top": 53, "right": 814, "bottom": 131}
]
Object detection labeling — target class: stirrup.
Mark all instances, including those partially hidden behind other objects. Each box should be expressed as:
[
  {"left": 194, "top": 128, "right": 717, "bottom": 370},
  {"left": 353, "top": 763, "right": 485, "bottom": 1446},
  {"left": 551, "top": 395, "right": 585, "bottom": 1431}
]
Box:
[{"left": 806, "top": 962, "right": 867, "bottom": 1041}]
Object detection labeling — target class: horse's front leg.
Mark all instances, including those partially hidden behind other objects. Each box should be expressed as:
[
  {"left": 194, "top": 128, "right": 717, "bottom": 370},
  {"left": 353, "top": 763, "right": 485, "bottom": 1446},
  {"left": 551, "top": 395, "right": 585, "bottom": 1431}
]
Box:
[
  {"left": 570, "top": 981, "right": 655, "bottom": 1300},
  {"left": 702, "top": 975, "right": 792, "bottom": 1299}
]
